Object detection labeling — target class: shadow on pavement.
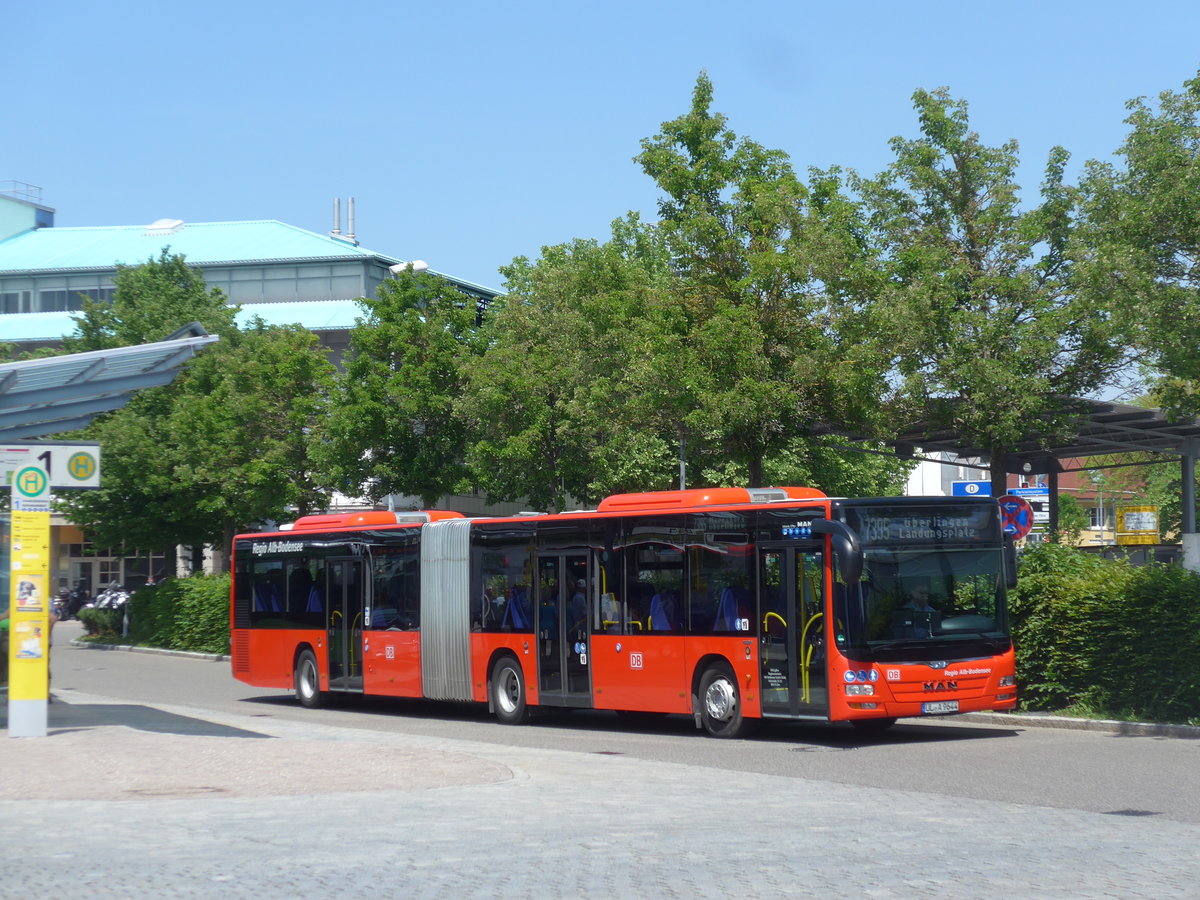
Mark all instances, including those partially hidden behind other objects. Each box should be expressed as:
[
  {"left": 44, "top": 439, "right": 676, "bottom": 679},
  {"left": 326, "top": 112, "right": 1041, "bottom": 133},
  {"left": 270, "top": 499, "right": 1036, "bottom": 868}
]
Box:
[
  {"left": 236, "top": 690, "right": 1021, "bottom": 749},
  {"left": 0, "top": 695, "right": 270, "bottom": 739}
]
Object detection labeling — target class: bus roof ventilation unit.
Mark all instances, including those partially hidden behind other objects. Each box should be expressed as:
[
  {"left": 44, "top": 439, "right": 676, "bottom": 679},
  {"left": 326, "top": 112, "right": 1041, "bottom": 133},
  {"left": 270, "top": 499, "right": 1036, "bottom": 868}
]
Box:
[{"left": 597, "top": 486, "right": 825, "bottom": 513}]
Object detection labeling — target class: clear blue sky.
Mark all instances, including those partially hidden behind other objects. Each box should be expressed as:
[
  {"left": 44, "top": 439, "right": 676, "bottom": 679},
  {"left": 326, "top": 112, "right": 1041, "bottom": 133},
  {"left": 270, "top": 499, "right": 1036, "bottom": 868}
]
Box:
[{"left": 7, "top": 1, "right": 1200, "bottom": 290}]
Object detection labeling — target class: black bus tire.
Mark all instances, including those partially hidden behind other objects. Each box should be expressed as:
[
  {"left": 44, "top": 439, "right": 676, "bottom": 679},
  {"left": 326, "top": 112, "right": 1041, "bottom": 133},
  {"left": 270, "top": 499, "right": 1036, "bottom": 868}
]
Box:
[
  {"left": 698, "top": 662, "right": 749, "bottom": 738},
  {"left": 294, "top": 649, "right": 324, "bottom": 709},
  {"left": 491, "top": 657, "right": 529, "bottom": 725}
]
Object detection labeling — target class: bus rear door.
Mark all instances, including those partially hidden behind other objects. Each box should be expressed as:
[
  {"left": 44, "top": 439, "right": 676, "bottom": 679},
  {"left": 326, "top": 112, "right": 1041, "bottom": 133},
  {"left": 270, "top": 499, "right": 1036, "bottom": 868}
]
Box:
[
  {"left": 326, "top": 557, "right": 365, "bottom": 694},
  {"left": 758, "top": 545, "right": 828, "bottom": 718},
  {"left": 535, "top": 553, "right": 592, "bottom": 707}
]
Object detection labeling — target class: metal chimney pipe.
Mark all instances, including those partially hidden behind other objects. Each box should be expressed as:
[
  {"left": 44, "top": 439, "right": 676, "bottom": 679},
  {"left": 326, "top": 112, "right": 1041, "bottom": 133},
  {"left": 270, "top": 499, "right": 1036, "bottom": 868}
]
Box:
[
  {"left": 332, "top": 198, "right": 342, "bottom": 236},
  {"left": 347, "top": 197, "right": 356, "bottom": 243}
]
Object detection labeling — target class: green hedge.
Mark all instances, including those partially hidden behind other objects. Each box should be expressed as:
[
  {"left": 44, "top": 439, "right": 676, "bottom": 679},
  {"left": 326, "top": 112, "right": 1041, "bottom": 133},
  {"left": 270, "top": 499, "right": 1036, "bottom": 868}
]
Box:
[
  {"left": 1011, "top": 543, "right": 1200, "bottom": 724},
  {"left": 125, "top": 575, "right": 231, "bottom": 655}
]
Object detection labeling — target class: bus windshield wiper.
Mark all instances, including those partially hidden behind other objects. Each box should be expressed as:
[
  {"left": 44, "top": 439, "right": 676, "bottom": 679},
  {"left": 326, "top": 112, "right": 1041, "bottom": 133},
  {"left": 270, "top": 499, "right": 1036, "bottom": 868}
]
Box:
[{"left": 867, "top": 639, "right": 931, "bottom": 651}]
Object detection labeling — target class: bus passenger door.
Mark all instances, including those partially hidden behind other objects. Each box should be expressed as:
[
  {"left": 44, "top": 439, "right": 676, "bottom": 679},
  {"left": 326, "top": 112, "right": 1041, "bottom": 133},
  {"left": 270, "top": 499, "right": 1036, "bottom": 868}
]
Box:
[
  {"left": 327, "top": 558, "right": 365, "bottom": 694},
  {"left": 759, "top": 545, "right": 827, "bottom": 718},
  {"left": 535, "top": 553, "right": 592, "bottom": 706}
]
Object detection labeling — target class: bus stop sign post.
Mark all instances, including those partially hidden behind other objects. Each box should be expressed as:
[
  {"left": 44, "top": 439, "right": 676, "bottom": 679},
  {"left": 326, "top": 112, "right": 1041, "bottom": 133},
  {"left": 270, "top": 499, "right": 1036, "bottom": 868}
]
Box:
[
  {"left": 4, "top": 442, "right": 100, "bottom": 738},
  {"left": 997, "top": 494, "right": 1035, "bottom": 540},
  {"left": 8, "top": 466, "right": 52, "bottom": 738}
]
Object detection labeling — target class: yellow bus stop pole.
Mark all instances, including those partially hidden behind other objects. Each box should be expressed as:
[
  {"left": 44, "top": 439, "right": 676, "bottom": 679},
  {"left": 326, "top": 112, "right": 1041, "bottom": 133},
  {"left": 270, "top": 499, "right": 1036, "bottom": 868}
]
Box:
[{"left": 8, "top": 465, "right": 52, "bottom": 738}]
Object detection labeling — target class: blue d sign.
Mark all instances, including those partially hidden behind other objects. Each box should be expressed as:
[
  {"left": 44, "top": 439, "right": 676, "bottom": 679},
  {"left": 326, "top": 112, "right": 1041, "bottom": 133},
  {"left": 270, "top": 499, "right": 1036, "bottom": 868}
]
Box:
[{"left": 952, "top": 481, "right": 992, "bottom": 497}]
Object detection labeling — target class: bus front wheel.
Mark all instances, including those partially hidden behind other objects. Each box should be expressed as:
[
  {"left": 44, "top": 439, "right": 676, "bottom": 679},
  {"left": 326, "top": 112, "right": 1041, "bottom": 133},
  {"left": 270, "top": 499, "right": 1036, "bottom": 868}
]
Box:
[
  {"left": 491, "top": 657, "right": 529, "bottom": 725},
  {"left": 294, "top": 649, "right": 324, "bottom": 709},
  {"left": 699, "top": 663, "right": 749, "bottom": 738}
]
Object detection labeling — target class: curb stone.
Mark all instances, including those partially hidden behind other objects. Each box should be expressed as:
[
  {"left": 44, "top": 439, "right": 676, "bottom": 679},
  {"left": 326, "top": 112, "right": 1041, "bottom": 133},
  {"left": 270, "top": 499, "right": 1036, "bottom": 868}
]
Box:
[{"left": 70, "top": 638, "right": 227, "bottom": 662}]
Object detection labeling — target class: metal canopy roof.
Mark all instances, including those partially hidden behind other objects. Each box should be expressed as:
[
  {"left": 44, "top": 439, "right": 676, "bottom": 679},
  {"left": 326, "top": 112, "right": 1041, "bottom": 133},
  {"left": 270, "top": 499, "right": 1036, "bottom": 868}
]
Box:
[
  {"left": 891, "top": 399, "right": 1200, "bottom": 474},
  {"left": 0, "top": 324, "right": 219, "bottom": 441}
]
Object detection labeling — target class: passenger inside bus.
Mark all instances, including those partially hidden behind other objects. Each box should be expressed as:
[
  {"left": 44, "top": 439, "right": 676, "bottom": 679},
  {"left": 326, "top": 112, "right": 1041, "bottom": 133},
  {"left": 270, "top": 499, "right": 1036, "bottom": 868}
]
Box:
[
  {"left": 539, "top": 580, "right": 558, "bottom": 650},
  {"left": 569, "top": 579, "right": 587, "bottom": 635},
  {"left": 288, "top": 567, "right": 315, "bottom": 615}
]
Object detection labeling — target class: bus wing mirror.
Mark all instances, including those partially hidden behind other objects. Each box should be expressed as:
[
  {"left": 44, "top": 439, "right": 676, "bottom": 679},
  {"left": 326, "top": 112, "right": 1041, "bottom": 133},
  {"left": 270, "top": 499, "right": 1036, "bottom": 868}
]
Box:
[
  {"left": 1003, "top": 535, "right": 1018, "bottom": 589},
  {"left": 805, "top": 519, "right": 863, "bottom": 585}
]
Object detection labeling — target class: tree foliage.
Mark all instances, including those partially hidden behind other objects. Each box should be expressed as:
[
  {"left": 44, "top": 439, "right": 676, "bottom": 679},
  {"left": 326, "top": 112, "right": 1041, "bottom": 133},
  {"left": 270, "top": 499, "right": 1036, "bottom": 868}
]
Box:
[
  {"left": 318, "top": 269, "right": 482, "bottom": 507},
  {"left": 56, "top": 254, "right": 336, "bottom": 564},
  {"left": 459, "top": 216, "right": 679, "bottom": 510},
  {"left": 1075, "top": 70, "right": 1200, "bottom": 417},
  {"left": 63, "top": 248, "right": 238, "bottom": 352},
  {"left": 857, "top": 89, "right": 1125, "bottom": 484},
  {"left": 635, "top": 73, "right": 893, "bottom": 486}
]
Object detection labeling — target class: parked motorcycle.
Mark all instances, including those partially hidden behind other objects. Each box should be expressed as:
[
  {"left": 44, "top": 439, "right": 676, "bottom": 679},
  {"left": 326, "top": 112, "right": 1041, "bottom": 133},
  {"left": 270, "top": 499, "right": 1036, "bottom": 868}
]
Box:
[
  {"left": 94, "top": 582, "right": 130, "bottom": 611},
  {"left": 67, "top": 584, "right": 91, "bottom": 618}
]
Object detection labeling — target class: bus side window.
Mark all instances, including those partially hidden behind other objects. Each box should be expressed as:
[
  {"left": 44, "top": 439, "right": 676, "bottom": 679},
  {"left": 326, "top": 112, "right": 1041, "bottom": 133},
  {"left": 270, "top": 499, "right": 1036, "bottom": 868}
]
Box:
[
  {"left": 307, "top": 569, "right": 325, "bottom": 616},
  {"left": 287, "top": 563, "right": 314, "bottom": 618}
]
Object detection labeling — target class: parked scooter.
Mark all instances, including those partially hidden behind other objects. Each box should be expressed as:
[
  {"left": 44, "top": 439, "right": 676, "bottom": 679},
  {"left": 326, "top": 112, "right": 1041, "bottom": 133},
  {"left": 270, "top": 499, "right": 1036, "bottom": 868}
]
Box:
[{"left": 52, "top": 589, "right": 71, "bottom": 621}]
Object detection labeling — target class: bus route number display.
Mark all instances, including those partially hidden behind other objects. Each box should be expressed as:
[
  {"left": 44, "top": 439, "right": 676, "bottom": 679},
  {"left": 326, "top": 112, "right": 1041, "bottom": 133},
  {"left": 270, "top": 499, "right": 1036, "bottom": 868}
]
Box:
[{"left": 849, "top": 506, "right": 994, "bottom": 545}]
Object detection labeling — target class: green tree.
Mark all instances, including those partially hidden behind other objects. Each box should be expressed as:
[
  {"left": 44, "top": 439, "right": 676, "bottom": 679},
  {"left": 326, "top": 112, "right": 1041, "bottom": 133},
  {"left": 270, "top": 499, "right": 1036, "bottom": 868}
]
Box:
[
  {"left": 56, "top": 255, "right": 336, "bottom": 567},
  {"left": 1074, "top": 70, "right": 1200, "bottom": 418},
  {"left": 318, "top": 269, "right": 481, "bottom": 507},
  {"left": 64, "top": 248, "right": 238, "bottom": 352},
  {"left": 635, "top": 73, "right": 892, "bottom": 486},
  {"left": 856, "top": 88, "right": 1125, "bottom": 492},
  {"left": 462, "top": 209, "right": 906, "bottom": 510},
  {"left": 459, "top": 215, "right": 680, "bottom": 510},
  {"left": 168, "top": 322, "right": 337, "bottom": 556},
  {"left": 1054, "top": 493, "right": 1090, "bottom": 544}
]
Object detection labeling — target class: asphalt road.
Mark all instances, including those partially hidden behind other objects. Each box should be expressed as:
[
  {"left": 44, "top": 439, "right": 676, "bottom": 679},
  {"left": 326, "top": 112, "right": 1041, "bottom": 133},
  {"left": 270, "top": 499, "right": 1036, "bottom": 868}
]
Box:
[
  {"left": 40, "top": 621, "right": 1200, "bottom": 823},
  {"left": 4, "top": 621, "right": 1200, "bottom": 898}
]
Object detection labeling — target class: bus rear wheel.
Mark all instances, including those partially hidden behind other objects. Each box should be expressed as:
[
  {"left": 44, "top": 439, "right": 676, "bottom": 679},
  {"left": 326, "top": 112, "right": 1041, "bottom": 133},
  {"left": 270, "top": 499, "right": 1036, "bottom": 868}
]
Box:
[
  {"left": 294, "top": 649, "right": 324, "bottom": 709},
  {"left": 699, "top": 663, "right": 749, "bottom": 738},
  {"left": 491, "top": 657, "right": 529, "bottom": 725}
]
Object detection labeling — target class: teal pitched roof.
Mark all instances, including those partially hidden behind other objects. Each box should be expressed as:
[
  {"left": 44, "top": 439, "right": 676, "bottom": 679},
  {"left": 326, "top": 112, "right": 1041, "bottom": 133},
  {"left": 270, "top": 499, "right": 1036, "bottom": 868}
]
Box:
[
  {"left": 0, "top": 300, "right": 369, "bottom": 343},
  {"left": 0, "top": 220, "right": 400, "bottom": 273},
  {"left": 236, "top": 300, "right": 366, "bottom": 331},
  {"left": 0, "top": 311, "right": 76, "bottom": 342}
]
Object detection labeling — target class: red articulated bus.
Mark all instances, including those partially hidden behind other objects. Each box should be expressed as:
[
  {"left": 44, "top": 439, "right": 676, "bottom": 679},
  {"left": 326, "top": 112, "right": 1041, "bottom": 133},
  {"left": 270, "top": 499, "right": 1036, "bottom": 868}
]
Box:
[{"left": 230, "top": 487, "right": 1018, "bottom": 736}]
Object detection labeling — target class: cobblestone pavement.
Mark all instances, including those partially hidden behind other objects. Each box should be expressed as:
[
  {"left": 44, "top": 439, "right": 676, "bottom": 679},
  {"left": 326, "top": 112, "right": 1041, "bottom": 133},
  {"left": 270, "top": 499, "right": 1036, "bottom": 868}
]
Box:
[{"left": 3, "top": 689, "right": 1199, "bottom": 898}]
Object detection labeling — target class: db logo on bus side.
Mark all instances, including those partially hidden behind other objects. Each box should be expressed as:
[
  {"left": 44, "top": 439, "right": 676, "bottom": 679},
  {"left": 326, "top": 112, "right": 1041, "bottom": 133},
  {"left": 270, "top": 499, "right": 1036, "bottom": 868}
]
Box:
[{"left": 630, "top": 652, "right": 644, "bottom": 669}]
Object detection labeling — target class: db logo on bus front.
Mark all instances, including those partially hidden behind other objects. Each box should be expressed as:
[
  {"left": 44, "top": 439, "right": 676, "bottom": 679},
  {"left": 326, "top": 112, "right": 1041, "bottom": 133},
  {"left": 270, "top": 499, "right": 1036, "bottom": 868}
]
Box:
[{"left": 629, "top": 652, "right": 644, "bottom": 670}]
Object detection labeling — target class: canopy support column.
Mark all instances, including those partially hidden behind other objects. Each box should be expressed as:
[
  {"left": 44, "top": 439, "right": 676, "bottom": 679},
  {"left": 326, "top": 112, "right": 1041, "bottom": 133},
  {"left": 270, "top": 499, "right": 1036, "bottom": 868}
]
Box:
[{"left": 1183, "top": 440, "right": 1199, "bottom": 573}]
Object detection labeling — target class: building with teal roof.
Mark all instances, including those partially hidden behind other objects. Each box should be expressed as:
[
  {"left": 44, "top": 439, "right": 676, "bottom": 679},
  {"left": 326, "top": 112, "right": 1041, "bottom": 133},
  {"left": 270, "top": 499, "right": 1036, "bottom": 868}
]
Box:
[
  {"left": 0, "top": 184, "right": 514, "bottom": 591},
  {"left": 0, "top": 185, "right": 497, "bottom": 360}
]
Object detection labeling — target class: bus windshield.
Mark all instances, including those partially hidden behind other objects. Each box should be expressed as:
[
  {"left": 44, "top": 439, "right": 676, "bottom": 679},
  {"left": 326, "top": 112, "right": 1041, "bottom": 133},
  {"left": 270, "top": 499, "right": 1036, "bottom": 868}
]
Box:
[{"left": 837, "top": 501, "right": 1010, "bottom": 659}]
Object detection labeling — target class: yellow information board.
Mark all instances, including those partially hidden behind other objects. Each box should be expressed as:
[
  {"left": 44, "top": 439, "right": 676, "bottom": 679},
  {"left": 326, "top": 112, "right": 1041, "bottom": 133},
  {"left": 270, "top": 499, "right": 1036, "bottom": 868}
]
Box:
[
  {"left": 1116, "top": 505, "right": 1159, "bottom": 546},
  {"left": 8, "top": 465, "right": 51, "bottom": 737}
]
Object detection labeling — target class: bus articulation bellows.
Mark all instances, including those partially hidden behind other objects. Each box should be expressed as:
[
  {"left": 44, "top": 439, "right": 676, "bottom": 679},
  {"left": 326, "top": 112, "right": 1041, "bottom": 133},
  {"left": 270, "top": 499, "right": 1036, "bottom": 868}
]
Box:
[{"left": 231, "top": 486, "right": 1018, "bottom": 737}]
